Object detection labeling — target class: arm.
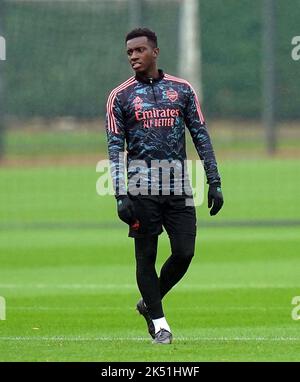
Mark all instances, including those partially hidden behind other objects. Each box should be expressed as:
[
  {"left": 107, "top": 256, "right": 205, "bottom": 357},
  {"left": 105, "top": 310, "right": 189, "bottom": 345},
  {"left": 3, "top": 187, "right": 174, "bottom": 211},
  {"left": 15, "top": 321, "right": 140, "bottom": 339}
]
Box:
[
  {"left": 184, "top": 85, "right": 224, "bottom": 215},
  {"left": 106, "top": 93, "right": 137, "bottom": 225},
  {"left": 184, "top": 85, "right": 221, "bottom": 186},
  {"left": 106, "top": 93, "right": 126, "bottom": 197}
]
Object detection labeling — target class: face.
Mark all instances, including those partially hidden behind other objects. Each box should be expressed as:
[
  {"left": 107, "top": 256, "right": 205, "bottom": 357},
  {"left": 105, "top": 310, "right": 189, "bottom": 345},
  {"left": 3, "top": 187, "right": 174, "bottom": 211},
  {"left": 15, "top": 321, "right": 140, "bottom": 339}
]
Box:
[{"left": 126, "top": 36, "right": 159, "bottom": 74}]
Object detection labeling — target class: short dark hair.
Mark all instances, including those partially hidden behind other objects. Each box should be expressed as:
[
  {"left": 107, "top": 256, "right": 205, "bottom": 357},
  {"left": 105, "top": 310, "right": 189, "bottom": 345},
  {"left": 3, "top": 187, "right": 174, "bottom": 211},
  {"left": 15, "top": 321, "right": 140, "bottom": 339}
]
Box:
[{"left": 125, "top": 28, "right": 158, "bottom": 48}]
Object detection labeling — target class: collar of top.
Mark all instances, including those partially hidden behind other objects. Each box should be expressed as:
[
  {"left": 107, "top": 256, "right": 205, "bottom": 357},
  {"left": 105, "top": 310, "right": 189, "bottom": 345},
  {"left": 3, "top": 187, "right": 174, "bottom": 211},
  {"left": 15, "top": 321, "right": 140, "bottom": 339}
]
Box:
[{"left": 135, "top": 69, "right": 164, "bottom": 84}]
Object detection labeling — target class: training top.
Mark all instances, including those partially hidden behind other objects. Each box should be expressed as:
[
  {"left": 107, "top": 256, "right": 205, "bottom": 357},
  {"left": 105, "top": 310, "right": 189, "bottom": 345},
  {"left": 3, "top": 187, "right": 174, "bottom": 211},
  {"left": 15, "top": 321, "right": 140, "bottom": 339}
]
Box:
[{"left": 106, "top": 69, "right": 221, "bottom": 196}]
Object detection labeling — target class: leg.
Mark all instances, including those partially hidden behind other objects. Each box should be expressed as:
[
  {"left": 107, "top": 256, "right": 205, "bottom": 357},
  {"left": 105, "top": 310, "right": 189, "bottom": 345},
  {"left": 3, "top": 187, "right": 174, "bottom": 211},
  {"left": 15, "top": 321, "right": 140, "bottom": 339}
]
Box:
[
  {"left": 159, "top": 234, "right": 195, "bottom": 298},
  {"left": 134, "top": 235, "right": 164, "bottom": 319},
  {"left": 159, "top": 195, "right": 197, "bottom": 298}
]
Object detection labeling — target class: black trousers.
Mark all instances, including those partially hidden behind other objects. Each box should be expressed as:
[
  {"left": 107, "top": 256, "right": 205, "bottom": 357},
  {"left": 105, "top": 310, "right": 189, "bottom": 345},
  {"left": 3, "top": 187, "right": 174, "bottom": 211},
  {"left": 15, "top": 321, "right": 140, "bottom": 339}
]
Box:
[{"left": 130, "top": 195, "right": 197, "bottom": 319}]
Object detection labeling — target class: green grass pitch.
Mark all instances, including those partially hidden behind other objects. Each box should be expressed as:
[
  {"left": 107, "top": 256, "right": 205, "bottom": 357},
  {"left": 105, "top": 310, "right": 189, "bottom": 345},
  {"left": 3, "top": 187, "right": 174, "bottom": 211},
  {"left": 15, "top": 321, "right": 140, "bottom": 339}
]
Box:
[{"left": 0, "top": 158, "right": 300, "bottom": 361}]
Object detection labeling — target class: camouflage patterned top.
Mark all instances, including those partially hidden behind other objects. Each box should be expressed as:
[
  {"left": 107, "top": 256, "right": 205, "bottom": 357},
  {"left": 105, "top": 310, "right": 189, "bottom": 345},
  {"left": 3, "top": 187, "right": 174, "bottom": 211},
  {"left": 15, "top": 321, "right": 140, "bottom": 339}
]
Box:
[{"left": 106, "top": 70, "right": 221, "bottom": 196}]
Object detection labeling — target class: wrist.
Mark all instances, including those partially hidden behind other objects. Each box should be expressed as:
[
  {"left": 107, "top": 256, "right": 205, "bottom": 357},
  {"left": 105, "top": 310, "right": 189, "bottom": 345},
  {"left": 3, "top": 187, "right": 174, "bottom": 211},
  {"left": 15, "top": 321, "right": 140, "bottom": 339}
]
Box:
[{"left": 209, "top": 182, "right": 221, "bottom": 188}]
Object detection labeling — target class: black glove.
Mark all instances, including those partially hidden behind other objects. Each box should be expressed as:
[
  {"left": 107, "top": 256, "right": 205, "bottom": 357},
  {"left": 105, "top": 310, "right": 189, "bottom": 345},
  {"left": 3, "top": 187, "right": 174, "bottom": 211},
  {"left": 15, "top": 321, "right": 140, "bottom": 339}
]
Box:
[
  {"left": 116, "top": 195, "right": 136, "bottom": 225},
  {"left": 208, "top": 184, "right": 224, "bottom": 216}
]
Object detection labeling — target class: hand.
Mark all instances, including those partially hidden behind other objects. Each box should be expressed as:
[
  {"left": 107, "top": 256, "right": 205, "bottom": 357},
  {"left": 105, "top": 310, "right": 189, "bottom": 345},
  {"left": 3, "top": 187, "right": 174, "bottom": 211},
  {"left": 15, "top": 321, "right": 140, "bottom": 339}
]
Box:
[
  {"left": 208, "top": 184, "right": 224, "bottom": 216},
  {"left": 116, "top": 195, "right": 136, "bottom": 225}
]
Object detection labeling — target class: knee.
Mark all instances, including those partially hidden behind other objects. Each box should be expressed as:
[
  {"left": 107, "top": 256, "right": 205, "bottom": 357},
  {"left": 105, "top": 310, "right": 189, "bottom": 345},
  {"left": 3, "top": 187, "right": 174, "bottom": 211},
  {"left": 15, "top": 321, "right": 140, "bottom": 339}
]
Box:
[
  {"left": 171, "top": 235, "right": 195, "bottom": 261},
  {"left": 136, "top": 257, "right": 155, "bottom": 273},
  {"left": 174, "top": 248, "right": 194, "bottom": 262},
  {"left": 135, "top": 246, "right": 157, "bottom": 274}
]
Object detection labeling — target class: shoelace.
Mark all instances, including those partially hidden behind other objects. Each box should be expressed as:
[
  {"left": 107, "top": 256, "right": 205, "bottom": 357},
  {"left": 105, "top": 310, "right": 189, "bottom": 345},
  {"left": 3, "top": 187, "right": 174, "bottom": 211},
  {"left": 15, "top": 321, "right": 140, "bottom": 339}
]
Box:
[{"left": 156, "top": 329, "right": 168, "bottom": 338}]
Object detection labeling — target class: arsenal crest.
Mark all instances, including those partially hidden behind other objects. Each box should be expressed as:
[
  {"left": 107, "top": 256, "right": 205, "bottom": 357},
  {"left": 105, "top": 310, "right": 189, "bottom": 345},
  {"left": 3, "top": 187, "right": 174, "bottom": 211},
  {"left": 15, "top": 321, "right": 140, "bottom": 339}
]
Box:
[{"left": 166, "top": 89, "right": 178, "bottom": 102}]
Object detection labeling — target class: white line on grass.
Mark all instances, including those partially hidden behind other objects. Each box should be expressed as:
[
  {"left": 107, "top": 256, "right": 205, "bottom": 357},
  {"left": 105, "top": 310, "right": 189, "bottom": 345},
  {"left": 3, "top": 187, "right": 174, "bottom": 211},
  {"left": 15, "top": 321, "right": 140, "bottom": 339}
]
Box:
[
  {"left": 0, "top": 283, "right": 299, "bottom": 290},
  {"left": 7, "top": 306, "right": 288, "bottom": 312},
  {"left": 1, "top": 336, "right": 300, "bottom": 342}
]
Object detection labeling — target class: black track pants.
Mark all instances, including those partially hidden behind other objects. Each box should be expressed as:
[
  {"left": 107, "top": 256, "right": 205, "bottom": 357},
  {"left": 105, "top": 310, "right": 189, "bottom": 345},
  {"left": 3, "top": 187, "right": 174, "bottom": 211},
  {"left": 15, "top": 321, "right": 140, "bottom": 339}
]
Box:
[{"left": 134, "top": 234, "right": 195, "bottom": 319}]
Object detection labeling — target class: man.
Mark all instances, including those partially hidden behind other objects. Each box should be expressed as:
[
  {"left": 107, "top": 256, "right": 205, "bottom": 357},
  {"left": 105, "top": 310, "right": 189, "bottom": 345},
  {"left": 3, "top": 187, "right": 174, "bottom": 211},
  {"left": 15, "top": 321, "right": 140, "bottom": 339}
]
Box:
[{"left": 106, "top": 28, "right": 223, "bottom": 344}]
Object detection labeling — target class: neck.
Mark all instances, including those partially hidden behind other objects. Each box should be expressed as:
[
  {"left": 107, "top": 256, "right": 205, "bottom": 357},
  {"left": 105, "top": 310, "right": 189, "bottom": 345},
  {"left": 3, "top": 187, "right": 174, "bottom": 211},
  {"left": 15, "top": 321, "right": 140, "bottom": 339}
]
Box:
[
  {"left": 135, "top": 68, "right": 163, "bottom": 84},
  {"left": 146, "top": 68, "right": 159, "bottom": 79},
  {"left": 140, "top": 66, "right": 159, "bottom": 79}
]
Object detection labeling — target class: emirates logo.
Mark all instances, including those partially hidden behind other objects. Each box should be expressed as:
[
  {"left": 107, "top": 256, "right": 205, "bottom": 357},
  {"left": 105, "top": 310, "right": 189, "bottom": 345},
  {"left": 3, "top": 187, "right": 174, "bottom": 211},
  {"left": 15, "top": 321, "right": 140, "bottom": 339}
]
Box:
[
  {"left": 166, "top": 89, "right": 178, "bottom": 102},
  {"left": 133, "top": 96, "right": 143, "bottom": 111}
]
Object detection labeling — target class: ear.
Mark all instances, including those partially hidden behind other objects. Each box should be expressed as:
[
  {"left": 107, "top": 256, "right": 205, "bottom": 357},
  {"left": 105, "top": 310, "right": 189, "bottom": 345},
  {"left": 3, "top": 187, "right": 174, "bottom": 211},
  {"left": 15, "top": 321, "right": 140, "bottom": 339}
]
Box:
[{"left": 153, "top": 47, "right": 160, "bottom": 58}]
